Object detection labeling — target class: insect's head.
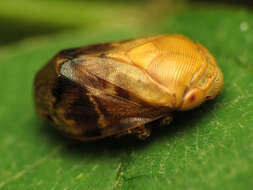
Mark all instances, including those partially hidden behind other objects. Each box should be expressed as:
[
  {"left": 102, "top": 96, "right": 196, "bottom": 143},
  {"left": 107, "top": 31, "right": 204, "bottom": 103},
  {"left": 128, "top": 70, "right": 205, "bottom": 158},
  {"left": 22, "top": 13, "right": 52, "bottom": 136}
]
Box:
[{"left": 179, "top": 43, "right": 223, "bottom": 110}]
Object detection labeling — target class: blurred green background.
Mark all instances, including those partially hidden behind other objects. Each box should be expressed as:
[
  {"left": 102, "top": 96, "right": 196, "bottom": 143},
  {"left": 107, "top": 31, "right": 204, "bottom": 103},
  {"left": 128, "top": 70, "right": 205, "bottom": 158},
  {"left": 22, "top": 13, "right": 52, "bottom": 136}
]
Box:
[{"left": 0, "top": 0, "right": 253, "bottom": 190}]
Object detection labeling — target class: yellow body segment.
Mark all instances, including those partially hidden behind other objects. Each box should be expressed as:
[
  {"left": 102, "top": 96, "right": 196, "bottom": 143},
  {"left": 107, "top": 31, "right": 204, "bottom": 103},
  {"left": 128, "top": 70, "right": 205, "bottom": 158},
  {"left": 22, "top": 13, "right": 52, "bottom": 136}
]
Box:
[{"left": 105, "top": 34, "right": 223, "bottom": 110}]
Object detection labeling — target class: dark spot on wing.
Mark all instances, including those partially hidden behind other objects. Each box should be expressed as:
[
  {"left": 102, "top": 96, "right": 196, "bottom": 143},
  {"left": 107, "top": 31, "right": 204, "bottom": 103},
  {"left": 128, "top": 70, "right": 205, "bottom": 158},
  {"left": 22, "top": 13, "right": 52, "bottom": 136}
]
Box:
[
  {"left": 114, "top": 86, "right": 130, "bottom": 100},
  {"left": 58, "top": 42, "right": 114, "bottom": 59},
  {"left": 99, "top": 53, "right": 106, "bottom": 58},
  {"left": 84, "top": 127, "right": 102, "bottom": 137},
  {"left": 81, "top": 43, "right": 113, "bottom": 54},
  {"left": 51, "top": 76, "right": 70, "bottom": 106},
  {"left": 59, "top": 47, "right": 81, "bottom": 59},
  {"left": 52, "top": 76, "right": 100, "bottom": 127}
]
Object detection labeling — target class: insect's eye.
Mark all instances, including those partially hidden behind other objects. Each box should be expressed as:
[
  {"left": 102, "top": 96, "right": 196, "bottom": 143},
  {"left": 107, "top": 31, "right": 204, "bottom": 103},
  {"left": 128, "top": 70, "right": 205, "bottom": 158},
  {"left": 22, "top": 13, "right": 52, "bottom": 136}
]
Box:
[{"left": 180, "top": 88, "right": 205, "bottom": 110}]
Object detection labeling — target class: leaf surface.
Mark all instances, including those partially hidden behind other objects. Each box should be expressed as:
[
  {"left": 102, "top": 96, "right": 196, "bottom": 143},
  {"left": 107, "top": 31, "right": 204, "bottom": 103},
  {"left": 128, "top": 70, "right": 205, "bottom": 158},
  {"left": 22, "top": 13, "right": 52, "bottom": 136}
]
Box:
[{"left": 0, "top": 4, "right": 253, "bottom": 190}]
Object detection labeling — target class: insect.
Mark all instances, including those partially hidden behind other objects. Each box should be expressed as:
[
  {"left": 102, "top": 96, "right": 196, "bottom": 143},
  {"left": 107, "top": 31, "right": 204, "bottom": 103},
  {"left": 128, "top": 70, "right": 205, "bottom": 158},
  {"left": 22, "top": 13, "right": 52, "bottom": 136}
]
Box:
[{"left": 34, "top": 34, "right": 223, "bottom": 141}]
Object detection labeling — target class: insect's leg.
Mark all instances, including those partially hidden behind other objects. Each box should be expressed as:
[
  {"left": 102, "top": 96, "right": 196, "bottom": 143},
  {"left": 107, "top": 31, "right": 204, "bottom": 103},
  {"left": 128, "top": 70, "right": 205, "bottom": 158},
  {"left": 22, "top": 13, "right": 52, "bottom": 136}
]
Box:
[
  {"left": 128, "top": 125, "right": 152, "bottom": 140},
  {"left": 114, "top": 125, "right": 151, "bottom": 140},
  {"left": 159, "top": 115, "right": 173, "bottom": 126},
  {"left": 114, "top": 114, "right": 173, "bottom": 140},
  {"left": 131, "top": 115, "right": 173, "bottom": 139},
  {"left": 132, "top": 114, "right": 173, "bottom": 139}
]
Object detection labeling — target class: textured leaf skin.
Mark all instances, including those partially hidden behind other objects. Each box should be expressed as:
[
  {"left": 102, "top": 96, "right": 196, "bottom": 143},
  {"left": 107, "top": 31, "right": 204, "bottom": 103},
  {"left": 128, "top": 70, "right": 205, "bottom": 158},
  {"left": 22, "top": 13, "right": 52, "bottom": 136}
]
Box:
[{"left": 0, "top": 5, "right": 253, "bottom": 190}]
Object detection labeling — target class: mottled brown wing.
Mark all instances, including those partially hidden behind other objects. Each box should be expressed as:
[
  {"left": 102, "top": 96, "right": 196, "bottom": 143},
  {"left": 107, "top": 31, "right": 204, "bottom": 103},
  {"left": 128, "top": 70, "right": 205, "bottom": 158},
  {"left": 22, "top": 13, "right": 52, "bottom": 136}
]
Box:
[{"left": 51, "top": 56, "right": 170, "bottom": 141}]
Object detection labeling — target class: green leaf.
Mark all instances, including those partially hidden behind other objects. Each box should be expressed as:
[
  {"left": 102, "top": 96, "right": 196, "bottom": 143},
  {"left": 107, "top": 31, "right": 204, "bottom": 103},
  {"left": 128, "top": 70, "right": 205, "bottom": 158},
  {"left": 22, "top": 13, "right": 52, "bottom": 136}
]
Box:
[
  {"left": 0, "top": 5, "right": 253, "bottom": 190},
  {"left": 0, "top": 0, "right": 143, "bottom": 46}
]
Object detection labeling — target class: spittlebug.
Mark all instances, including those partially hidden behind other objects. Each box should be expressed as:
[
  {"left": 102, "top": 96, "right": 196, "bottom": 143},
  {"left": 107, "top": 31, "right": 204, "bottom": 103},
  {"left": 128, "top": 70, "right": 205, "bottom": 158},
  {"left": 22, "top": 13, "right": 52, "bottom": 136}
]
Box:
[{"left": 34, "top": 34, "right": 223, "bottom": 141}]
